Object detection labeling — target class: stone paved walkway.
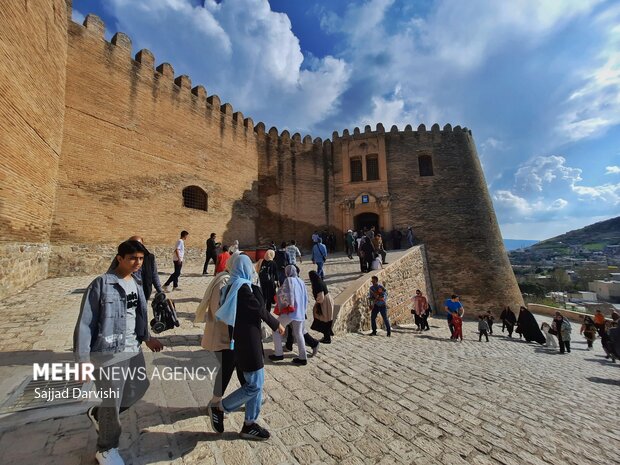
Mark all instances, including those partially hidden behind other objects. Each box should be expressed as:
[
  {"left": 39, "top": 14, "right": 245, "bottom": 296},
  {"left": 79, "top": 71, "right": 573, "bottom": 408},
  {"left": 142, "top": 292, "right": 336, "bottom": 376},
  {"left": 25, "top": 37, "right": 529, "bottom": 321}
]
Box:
[{"left": 0, "top": 253, "right": 618, "bottom": 465}]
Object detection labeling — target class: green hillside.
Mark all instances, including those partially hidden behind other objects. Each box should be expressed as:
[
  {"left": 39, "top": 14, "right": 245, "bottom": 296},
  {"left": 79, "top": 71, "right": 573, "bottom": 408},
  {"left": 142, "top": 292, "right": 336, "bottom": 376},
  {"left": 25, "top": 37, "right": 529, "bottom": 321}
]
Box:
[{"left": 531, "top": 216, "right": 620, "bottom": 251}]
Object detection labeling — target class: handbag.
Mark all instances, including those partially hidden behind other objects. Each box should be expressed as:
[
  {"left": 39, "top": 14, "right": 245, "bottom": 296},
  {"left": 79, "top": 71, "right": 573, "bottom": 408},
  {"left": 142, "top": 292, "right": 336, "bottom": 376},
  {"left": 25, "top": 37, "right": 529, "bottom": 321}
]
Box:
[
  {"left": 313, "top": 302, "right": 322, "bottom": 316},
  {"left": 274, "top": 303, "right": 295, "bottom": 316}
]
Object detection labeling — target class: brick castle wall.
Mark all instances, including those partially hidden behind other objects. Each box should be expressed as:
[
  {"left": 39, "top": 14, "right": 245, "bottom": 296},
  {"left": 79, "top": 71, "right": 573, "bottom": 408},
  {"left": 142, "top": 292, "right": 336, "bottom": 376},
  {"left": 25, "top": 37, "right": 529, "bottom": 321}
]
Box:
[
  {"left": 256, "top": 128, "right": 334, "bottom": 250},
  {"left": 0, "top": 0, "right": 68, "bottom": 299},
  {"left": 49, "top": 15, "right": 260, "bottom": 276},
  {"left": 0, "top": 5, "right": 524, "bottom": 316}
]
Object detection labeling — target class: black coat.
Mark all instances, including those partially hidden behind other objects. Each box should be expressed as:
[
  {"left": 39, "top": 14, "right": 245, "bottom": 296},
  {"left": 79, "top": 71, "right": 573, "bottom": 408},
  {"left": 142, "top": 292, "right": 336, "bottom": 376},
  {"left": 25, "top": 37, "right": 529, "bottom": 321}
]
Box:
[
  {"left": 258, "top": 260, "right": 278, "bottom": 303},
  {"left": 232, "top": 284, "right": 279, "bottom": 372}
]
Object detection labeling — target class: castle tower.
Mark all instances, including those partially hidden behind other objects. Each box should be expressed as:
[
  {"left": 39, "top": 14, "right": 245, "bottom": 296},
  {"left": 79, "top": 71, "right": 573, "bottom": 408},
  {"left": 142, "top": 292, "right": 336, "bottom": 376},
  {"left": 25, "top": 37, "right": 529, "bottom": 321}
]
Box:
[{"left": 0, "top": 0, "right": 69, "bottom": 299}]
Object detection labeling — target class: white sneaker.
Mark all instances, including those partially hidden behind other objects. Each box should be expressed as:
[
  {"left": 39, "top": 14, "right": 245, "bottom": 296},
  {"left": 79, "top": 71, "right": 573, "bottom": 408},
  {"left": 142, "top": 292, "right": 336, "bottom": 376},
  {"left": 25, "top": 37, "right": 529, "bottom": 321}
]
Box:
[{"left": 95, "top": 448, "right": 125, "bottom": 465}]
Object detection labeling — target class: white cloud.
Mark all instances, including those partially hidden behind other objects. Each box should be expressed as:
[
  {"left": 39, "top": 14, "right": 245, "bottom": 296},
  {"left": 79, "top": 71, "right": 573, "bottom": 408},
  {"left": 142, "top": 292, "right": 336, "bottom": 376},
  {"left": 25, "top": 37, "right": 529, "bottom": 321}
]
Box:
[
  {"left": 416, "top": 0, "right": 602, "bottom": 71},
  {"left": 606, "top": 165, "right": 620, "bottom": 174},
  {"left": 557, "top": 6, "right": 620, "bottom": 141},
  {"left": 514, "top": 155, "right": 582, "bottom": 193},
  {"left": 572, "top": 183, "right": 620, "bottom": 204},
  {"left": 493, "top": 190, "right": 568, "bottom": 217},
  {"left": 106, "top": 0, "right": 350, "bottom": 132}
]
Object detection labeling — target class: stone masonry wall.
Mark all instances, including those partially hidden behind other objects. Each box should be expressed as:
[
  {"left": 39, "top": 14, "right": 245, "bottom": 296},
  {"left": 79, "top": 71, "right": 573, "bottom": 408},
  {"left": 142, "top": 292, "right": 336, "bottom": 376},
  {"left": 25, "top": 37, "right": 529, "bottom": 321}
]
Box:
[
  {"left": 256, "top": 128, "right": 334, "bottom": 250},
  {"left": 333, "top": 246, "right": 433, "bottom": 333},
  {"left": 384, "top": 125, "right": 524, "bottom": 316},
  {"left": 0, "top": 0, "right": 68, "bottom": 299},
  {"left": 49, "top": 16, "right": 260, "bottom": 276}
]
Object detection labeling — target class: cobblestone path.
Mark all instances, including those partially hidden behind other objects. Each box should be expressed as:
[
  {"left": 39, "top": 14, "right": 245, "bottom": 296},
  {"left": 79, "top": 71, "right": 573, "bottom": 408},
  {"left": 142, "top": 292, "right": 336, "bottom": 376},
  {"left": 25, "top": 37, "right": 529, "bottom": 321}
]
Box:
[{"left": 0, "top": 253, "right": 618, "bottom": 464}]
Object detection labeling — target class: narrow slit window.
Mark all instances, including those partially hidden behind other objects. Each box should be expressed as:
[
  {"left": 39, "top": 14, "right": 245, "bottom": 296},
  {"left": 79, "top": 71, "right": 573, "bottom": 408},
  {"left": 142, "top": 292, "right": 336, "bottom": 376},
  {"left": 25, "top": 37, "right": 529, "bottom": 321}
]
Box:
[
  {"left": 350, "top": 157, "right": 363, "bottom": 182},
  {"left": 366, "top": 155, "right": 379, "bottom": 181},
  {"left": 418, "top": 155, "right": 434, "bottom": 177},
  {"left": 182, "top": 186, "right": 208, "bottom": 211}
]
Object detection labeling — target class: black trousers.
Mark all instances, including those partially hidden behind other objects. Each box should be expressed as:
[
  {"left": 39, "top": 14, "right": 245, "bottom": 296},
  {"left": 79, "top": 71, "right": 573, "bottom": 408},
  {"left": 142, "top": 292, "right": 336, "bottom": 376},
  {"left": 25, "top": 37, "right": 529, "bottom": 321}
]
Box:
[
  {"left": 213, "top": 349, "right": 245, "bottom": 398},
  {"left": 479, "top": 330, "right": 489, "bottom": 342},
  {"left": 286, "top": 326, "right": 318, "bottom": 349},
  {"left": 559, "top": 340, "right": 571, "bottom": 353},
  {"left": 488, "top": 322, "right": 493, "bottom": 334},
  {"left": 421, "top": 313, "right": 430, "bottom": 330},
  {"left": 505, "top": 323, "right": 514, "bottom": 337},
  {"left": 203, "top": 253, "right": 217, "bottom": 274},
  {"left": 164, "top": 260, "right": 183, "bottom": 288}
]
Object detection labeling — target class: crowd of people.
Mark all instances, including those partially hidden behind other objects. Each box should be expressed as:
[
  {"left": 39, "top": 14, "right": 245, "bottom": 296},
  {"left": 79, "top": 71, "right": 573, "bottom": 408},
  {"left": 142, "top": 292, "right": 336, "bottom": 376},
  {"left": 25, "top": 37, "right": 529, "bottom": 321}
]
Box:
[{"left": 72, "top": 231, "right": 620, "bottom": 465}]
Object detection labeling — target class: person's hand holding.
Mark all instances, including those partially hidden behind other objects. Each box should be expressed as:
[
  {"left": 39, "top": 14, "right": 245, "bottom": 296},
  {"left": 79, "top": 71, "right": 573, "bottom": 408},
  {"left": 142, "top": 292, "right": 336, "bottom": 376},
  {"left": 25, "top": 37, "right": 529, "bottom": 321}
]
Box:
[{"left": 277, "top": 324, "right": 286, "bottom": 336}]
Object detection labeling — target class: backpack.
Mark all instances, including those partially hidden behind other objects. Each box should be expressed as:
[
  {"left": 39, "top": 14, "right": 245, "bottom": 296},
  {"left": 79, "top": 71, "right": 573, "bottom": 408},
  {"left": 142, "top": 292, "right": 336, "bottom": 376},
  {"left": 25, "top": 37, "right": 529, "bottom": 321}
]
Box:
[{"left": 150, "top": 292, "right": 180, "bottom": 333}]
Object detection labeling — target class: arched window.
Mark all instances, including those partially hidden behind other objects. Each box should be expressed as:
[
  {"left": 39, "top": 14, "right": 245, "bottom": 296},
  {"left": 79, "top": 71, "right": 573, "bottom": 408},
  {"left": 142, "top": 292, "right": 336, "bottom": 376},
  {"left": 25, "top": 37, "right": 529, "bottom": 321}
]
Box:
[
  {"left": 182, "top": 186, "right": 208, "bottom": 211},
  {"left": 366, "top": 155, "right": 379, "bottom": 181},
  {"left": 350, "top": 157, "right": 363, "bottom": 182},
  {"left": 418, "top": 155, "right": 434, "bottom": 177}
]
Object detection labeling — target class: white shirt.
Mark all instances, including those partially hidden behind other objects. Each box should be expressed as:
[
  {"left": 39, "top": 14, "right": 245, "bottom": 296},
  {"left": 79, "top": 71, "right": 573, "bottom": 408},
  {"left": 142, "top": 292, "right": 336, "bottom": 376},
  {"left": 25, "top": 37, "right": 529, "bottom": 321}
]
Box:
[{"left": 174, "top": 239, "right": 185, "bottom": 262}]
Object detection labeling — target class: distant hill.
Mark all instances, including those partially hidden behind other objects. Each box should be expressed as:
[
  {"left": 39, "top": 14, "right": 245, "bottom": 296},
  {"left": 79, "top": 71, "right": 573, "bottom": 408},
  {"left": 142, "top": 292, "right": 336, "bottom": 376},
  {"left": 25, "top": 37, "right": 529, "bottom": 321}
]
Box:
[
  {"left": 530, "top": 216, "right": 620, "bottom": 252},
  {"left": 504, "top": 239, "right": 539, "bottom": 251}
]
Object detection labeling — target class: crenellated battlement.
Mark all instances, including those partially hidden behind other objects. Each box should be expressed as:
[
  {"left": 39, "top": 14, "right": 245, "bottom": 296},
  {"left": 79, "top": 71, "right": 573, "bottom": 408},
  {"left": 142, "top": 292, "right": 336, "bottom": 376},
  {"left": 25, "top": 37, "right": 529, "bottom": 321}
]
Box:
[{"left": 74, "top": 14, "right": 256, "bottom": 136}]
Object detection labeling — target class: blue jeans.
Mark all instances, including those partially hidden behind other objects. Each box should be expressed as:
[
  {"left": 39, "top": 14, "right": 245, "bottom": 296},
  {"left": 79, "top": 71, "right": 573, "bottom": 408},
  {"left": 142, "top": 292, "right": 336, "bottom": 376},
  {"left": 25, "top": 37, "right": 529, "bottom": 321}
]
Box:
[
  {"left": 221, "top": 368, "right": 264, "bottom": 423},
  {"left": 316, "top": 261, "right": 325, "bottom": 278},
  {"left": 371, "top": 305, "right": 391, "bottom": 334}
]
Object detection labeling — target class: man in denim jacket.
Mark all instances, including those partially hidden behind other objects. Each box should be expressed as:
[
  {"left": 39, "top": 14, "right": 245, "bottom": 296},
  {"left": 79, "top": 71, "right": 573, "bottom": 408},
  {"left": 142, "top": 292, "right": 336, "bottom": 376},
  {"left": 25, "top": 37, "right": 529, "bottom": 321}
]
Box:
[{"left": 74, "top": 240, "right": 163, "bottom": 465}]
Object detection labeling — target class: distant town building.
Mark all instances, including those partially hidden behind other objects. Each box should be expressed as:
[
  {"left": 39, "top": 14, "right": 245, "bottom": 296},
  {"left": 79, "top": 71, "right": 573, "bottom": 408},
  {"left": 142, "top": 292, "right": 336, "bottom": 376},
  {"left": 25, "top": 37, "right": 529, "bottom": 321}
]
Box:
[{"left": 588, "top": 280, "right": 620, "bottom": 302}]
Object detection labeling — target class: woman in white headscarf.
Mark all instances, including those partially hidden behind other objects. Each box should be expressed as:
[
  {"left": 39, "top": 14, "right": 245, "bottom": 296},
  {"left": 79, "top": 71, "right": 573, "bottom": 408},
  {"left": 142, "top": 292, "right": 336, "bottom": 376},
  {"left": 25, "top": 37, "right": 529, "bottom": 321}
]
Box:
[{"left": 269, "top": 265, "right": 309, "bottom": 365}]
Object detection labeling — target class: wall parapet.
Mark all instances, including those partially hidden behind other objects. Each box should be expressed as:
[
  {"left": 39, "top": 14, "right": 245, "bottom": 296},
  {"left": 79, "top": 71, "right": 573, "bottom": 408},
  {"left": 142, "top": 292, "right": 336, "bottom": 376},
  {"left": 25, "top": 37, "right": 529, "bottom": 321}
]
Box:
[
  {"left": 332, "top": 246, "right": 434, "bottom": 333},
  {"left": 73, "top": 14, "right": 256, "bottom": 136}
]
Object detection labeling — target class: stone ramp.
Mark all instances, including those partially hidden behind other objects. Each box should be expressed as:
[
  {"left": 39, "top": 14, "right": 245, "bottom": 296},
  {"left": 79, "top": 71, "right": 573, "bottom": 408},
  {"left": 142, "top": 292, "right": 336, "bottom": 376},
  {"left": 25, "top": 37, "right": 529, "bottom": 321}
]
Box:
[
  {"left": 0, "top": 253, "right": 618, "bottom": 464},
  {"left": 0, "top": 318, "right": 618, "bottom": 465}
]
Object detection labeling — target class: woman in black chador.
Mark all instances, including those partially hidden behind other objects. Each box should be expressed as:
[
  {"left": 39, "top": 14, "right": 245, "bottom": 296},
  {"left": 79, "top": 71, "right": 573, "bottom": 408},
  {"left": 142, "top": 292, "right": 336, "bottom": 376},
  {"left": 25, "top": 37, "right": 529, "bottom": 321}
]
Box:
[{"left": 515, "top": 306, "right": 546, "bottom": 344}]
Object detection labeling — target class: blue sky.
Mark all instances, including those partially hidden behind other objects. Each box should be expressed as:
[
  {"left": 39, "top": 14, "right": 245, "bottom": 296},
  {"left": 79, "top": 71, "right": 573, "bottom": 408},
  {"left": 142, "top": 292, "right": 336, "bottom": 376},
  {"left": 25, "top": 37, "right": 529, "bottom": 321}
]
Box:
[{"left": 72, "top": 0, "right": 620, "bottom": 240}]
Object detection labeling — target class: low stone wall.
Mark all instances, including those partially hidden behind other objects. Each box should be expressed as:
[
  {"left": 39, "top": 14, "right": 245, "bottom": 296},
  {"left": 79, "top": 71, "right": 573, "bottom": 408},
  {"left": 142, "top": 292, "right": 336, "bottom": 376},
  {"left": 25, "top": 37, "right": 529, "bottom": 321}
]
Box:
[
  {"left": 527, "top": 303, "right": 596, "bottom": 323},
  {"left": 48, "top": 244, "right": 208, "bottom": 277},
  {"left": 0, "top": 243, "right": 50, "bottom": 300},
  {"left": 333, "top": 246, "right": 433, "bottom": 333}
]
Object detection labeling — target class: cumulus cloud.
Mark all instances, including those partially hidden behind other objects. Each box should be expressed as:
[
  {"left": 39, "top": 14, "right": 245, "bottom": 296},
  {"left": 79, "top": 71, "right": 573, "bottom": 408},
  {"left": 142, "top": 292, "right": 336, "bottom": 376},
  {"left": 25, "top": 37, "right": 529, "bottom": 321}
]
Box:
[
  {"left": 105, "top": 0, "right": 350, "bottom": 133},
  {"left": 493, "top": 190, "right": 568, "bottom": 217},
  {"left": 606, "top": 165, "right": 620, "bottom": 174},
  {"left": 514, "top": 155, "right": 582, "bottom": 194},
  {"left": 494, "top": 155, "right": 620, "bottom": 225}
]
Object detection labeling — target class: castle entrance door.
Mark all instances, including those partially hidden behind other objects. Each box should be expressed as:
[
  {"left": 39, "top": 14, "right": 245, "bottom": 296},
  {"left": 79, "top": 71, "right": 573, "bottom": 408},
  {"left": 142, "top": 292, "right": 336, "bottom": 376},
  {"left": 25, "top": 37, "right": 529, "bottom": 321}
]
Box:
[{"left": 354, "top": 212, "right": 380, "bottom": 232}]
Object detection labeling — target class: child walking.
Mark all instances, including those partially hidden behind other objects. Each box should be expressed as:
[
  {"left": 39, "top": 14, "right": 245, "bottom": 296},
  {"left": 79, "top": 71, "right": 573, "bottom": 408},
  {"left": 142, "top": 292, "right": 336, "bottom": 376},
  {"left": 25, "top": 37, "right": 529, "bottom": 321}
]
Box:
[
  {"left": 452, "top": 311, "right": 463, "bottom": 341},
  {"left": 478, "top": 315, "right": 489, "bottom": 342}
]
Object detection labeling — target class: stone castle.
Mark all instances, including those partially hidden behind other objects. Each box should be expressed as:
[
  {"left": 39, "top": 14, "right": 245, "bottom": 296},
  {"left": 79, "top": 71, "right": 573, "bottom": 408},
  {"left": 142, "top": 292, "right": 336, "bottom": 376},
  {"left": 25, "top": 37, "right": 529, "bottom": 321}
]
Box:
[{"left": 0, "top": 0, "right": 523, "bottom": 313}]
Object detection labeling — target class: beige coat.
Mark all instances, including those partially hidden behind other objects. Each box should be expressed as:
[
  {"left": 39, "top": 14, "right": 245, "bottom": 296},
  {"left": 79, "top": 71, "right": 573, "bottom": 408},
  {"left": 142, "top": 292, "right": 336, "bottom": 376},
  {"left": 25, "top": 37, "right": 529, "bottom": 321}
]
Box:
[
  {"left": 200, "top": 275, "right": 231, "bottom": 351},
  {"left": 313, "top": 291, "right": 335, "bottom": 322}
]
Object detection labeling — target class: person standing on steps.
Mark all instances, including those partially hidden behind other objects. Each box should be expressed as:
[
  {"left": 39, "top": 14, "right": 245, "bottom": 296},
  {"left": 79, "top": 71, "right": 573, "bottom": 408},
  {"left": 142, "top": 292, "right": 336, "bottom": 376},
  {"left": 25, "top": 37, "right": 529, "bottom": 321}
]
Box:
[
  {"left": 368, "top": 276, "right": 391, "bottom": 337},
  {"left": 163, "top": 230, "right": 188, "bottom": 292}
]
